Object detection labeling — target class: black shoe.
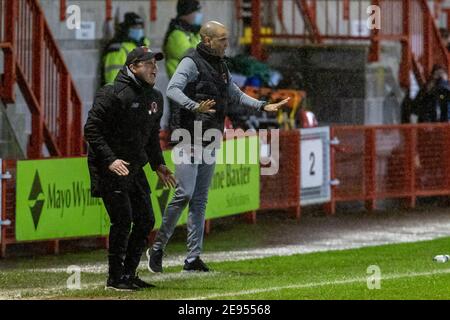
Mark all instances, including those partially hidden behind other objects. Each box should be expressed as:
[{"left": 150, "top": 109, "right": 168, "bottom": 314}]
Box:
[
  {"left": 147, "top": 248, "right": 163, "bottom": 273},
  {"left": 105, "top": 277, "right": 139, "bottom": 291},
  {"left": 129, "top": 273, "right": 156, "bottom": 289},
  {"left": 183, "top": 257, "right": 210, "bottom": 272}
]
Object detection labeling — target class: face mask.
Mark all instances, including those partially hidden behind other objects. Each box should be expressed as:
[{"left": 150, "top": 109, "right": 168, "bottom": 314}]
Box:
[
  {"left": 193, "top": 12, "right": 203, "bottom": 26},
  {"left": 128, "top": 28, "right": 144, "bottom": 42}
]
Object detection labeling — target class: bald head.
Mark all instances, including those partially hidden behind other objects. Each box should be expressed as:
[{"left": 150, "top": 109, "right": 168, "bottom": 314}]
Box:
[
  {"left": 200, "top": 21, "right": 226, "bottom": 40},
  {"left": 199, "top": 21, "right": 228, "bottom": 57}
]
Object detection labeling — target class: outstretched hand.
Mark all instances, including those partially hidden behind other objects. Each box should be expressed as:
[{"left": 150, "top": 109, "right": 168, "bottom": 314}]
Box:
[
  {"left": 263, "top": 97, "right": 291, "bottom": 112},
  {"left": 195, "top": 99, "right": 216, "bottom": 113},
  {"left": 156, "top": 164, "right": 177, "bottom": 188}
]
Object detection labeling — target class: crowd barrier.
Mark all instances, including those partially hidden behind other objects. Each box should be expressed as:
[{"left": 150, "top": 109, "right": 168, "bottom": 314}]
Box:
[
  {"left": 2, "top": 124, "right": 450, "bottom": 257},
  {"left": 259, "top": 130, "right": 301, "bottom": 219},
  {"left": 328, "top": 123, "right": 450, "bottom": 214}
]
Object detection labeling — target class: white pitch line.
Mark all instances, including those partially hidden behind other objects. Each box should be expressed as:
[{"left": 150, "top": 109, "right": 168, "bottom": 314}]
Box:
[
  {"left": 0, "top": 283, "right": 103, "bottom": 300},
  {"left": 186, "top": 268, "right": 450, "bottom": 300},
  {"left": 0, "top": 271, "right": 221, "bottom": 300},
  {"left": 21, "top": 239, "right": 449, "bottom": 275},
  {"left": 2, "top": 268, "right": 450, "bottom": 300},
  {"left": 20, "top": 239, "right": 445, "bottom": 275},
  {"left": 20, "top": 224, "right": 450, "bottom": 275},
  {"left": 4, "top": 218, "right": 450, "bottom": 299}
]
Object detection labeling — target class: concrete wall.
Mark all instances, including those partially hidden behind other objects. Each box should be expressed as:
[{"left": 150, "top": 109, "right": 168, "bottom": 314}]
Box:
[{"left": 0, "top": 101, "right": 26, "bottom": 159}]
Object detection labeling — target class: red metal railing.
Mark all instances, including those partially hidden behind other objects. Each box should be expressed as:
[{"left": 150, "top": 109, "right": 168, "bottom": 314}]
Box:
[
  {"left": 1, "top": 160, "right": 17, "bottom": 258},
  {"left": 0, "top": 0, "right": 5, "bottom": 41},
  {"left": 4, "top": 123, "right": 450, "bottom": 257},
  {"left": 242, "top": 0, "right": 449, "bottom": 89},
  {"left": 260, "top": 130, "right": 301, "bottom": 219},
  {"left": 0, "top": 0, "right": 83, "bottom": 158},
  {"left": 0, "top": 0, "right": 15, "bottom": 103},
  {"left": 327, "top": 123, "right": 450, "bottom": 214}
]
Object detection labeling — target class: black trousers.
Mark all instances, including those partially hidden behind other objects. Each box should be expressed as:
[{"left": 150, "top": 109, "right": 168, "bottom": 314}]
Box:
[{"left": 102, "top": 178, "right": 155, "bottom": 280}]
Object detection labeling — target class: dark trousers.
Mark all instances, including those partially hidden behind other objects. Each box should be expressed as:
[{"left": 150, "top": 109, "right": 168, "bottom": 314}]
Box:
[{"left": 102, "top": 180, "right": 155, "bottom": 280}]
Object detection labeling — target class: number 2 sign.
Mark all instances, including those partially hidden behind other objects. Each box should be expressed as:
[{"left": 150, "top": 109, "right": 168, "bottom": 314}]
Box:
[
  {"left": 301, "top": 139, "right": 323, "bottom": 189},
  {"left": 300, "top": 127, "right": 331, "bottom": 205}
]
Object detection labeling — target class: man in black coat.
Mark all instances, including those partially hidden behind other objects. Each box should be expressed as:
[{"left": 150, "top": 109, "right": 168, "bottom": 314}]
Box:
[{"left": 84, "top": 47, "right": 176, "bottom": 291}]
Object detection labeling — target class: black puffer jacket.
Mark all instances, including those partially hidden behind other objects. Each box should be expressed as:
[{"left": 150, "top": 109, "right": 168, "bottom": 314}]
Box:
[
  {"left": 171, "top": 43, "right": 230, "bottom": 146},
  {"left": 84, "top": 66, "right": 165, "bottom": 197}
]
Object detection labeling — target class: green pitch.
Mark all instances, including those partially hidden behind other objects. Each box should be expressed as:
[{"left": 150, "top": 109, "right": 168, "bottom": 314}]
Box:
[{"left": 1, "top": 234, "right": 450, "bottom": 300}]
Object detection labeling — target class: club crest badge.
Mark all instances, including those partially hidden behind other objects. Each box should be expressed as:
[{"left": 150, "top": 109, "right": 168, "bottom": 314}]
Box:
[{"left": 148, "top": 102, "right": 158, "bottom": 115}]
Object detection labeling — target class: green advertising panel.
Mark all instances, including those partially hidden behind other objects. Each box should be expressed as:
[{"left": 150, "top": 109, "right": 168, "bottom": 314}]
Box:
[
  {"left": 15, "top": 158, "right": 110, "bottom": 241},
  {"left": 16, "top": 136, "right": 260, "bottom": 241}
]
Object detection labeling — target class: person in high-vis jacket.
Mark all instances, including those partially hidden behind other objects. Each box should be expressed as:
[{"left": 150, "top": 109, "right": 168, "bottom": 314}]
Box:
[
  {"left": 102, "top": 13, "right": 151, "bottom": 85},
  {"left": 164, "top": 0, "right": 202, "bottom": 79},
  {"left": 162, "top": 0, "right": 203, "bottom": 139}
]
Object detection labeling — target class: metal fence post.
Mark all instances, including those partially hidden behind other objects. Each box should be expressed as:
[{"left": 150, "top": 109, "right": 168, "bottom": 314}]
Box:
[
  {"left": 1, "top": 0, "right": 17, "bottom": 103},
  {"left": 29, "top": 7, "right": 44, "bottom": 158},
  {"left": 0, "top": 159, "right": 12, "bottom": 258},
  {"left": 364, "top": 128, "right": 376, "bottom": 211},
  {"left": 251, "top": 0, "right": 262, "bottom": 59},
  {"left": 368, "top": 0, "right": 380, "bottom": 62}
]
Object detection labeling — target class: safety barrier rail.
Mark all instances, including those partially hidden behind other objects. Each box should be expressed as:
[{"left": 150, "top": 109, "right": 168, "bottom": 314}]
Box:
[
  {"left": 259, "top": 130, "right": 301, "bottom": 219},
  {"left": 241, "top": 0, "right": 449, "bottom": 89},
  {"left": 3, "top": 123, "right": 450, "bottom": 257},
  {"left": 327, "top": 123, "right": 450, "bottom": 214},
  {"left": 0, "top": 0, "right": 83, "bottom": 158},
  {"left": 1, "top": 159, "right": 17, "bottom": 257}
]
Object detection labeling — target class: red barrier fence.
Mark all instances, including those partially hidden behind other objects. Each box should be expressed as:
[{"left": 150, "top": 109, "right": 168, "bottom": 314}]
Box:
[
  {"left": 244, "top": 0, "right": 448, "bottom": 89},
  {"left": 1, "top": 160, "right": 17, "bottom": 258},
  {"left": 328, "top": 123, "right": 450, "bottom": 214},
  {"left": 259, "top": 130, "right": 301, "bottom": 219},
  {"left": 0, "top": 0, "right": 83, "bottom": 158},
  {"left": 3, "top": 124, "right": 450, "bottom": 257}
]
